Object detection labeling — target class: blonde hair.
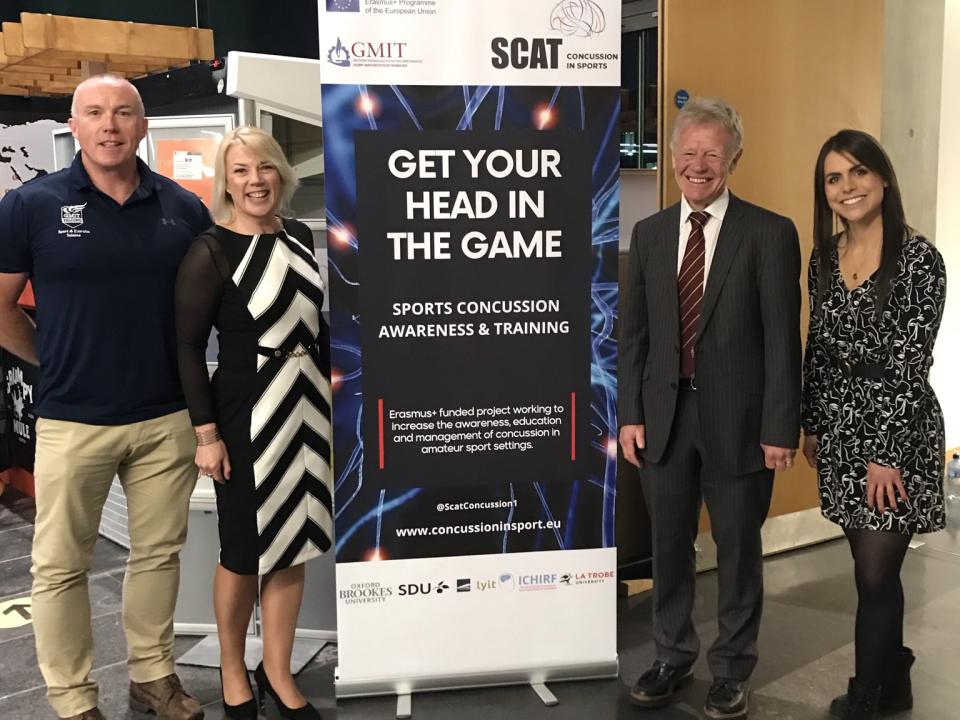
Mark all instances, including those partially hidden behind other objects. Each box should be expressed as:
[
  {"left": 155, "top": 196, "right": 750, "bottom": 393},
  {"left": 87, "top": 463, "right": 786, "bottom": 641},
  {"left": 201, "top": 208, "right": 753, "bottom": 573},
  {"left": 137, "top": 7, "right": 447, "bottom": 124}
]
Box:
[
  {"left": 671, "top": 96, "right": 744, "bottom": 158},
  {"left": 212, "top": 126, "right": 299, "bottom": 223}
]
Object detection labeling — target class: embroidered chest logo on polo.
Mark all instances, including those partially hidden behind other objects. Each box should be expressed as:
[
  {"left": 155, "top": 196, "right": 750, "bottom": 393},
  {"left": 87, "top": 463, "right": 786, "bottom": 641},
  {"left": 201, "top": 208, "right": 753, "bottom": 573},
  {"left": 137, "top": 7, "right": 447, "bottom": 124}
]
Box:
[{"left": 60, "top": 203, "right": 87, "bottom": 229}]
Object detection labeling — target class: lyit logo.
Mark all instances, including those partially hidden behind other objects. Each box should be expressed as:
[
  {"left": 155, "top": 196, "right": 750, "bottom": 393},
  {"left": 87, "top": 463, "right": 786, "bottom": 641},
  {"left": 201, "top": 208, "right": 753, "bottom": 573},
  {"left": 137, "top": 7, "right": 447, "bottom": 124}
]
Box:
[
  {"left": 328, "top": 38, "right": 351, "bottom": 67},
  {"left": 60, "top": 203, "right": 86, "bottom": 229}
]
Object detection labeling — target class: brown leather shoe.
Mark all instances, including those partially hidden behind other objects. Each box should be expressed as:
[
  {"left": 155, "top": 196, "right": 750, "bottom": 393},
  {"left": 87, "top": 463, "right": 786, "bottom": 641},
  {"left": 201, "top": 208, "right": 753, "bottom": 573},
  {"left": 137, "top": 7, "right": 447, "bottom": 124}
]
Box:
[
  {"left": 129, "top": 673, "right": 203, "bottom": 719},
  {"left": 64, "top": 709, "right": 106, "bottom": 720}
]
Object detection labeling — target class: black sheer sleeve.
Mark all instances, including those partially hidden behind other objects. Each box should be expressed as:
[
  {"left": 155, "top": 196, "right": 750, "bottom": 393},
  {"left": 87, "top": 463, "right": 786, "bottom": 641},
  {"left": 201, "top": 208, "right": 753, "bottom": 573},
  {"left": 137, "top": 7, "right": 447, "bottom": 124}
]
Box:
[{"left": 175, "top": 233, "right": 228, "bottom": 426}]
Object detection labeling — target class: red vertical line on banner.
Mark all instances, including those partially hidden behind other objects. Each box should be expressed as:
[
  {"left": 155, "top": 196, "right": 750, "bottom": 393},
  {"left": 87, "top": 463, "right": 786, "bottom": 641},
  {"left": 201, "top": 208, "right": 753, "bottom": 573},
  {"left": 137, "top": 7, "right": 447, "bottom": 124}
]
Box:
[
  {"left": 570, "top": 392, "right": 576, "bottom": 461},
  {"left": 378, "top": 399, "right": 385, "bottom": 469}
]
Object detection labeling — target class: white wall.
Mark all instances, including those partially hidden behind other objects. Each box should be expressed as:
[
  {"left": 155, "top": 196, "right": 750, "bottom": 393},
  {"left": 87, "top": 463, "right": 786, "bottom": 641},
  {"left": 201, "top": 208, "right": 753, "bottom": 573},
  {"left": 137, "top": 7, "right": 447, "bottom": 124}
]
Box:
[
  {"left": 931, "top": 0, "right": 960, "bottom": 450},
  {"left": 882, "top": 0, "right": 944, "bottom": 239},
  {"left": 0, "top": 120, "right": 65, "bottom": 195}
]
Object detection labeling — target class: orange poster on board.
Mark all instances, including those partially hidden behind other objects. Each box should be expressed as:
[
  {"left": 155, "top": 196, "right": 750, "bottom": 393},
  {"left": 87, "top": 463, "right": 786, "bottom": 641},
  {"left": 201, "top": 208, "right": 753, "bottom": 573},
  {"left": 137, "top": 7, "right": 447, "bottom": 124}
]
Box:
[{"left": 155, "top": 138, "right": 218, "bottom": 207}]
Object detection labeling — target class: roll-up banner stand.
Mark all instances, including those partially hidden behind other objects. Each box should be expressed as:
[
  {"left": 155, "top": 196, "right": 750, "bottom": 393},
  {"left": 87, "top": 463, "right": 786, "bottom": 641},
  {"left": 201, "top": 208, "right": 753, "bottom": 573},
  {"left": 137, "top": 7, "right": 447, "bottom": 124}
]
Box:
[{"left": 319, "top": 0, "right": 621, "bottom": 701}]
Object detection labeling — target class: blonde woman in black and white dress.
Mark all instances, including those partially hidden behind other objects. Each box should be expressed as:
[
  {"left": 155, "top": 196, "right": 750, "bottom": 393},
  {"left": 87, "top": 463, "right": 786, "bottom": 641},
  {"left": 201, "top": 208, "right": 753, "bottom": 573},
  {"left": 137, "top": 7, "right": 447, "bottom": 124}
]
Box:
[{"left": 175, "top": 126, "right": 332, "bottom": 720}]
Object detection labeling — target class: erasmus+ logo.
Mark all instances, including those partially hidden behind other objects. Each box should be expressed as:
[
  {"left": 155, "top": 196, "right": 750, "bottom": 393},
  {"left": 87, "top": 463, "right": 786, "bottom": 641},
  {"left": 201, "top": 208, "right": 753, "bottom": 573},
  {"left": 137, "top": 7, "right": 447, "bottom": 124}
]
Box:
[
  {"left": 60, "top": 203, "right": 86, "bottom": 229},
  {"left": 327, "top": 0, "right": 359, "bottom": 12}
]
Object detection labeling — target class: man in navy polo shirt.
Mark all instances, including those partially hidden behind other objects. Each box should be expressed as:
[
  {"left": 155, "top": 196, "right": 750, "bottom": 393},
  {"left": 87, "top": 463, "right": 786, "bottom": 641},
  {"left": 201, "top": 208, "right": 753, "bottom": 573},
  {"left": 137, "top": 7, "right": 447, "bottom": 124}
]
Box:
[{"left": 0, "top": 75, "right": 210, "bottom": 720}]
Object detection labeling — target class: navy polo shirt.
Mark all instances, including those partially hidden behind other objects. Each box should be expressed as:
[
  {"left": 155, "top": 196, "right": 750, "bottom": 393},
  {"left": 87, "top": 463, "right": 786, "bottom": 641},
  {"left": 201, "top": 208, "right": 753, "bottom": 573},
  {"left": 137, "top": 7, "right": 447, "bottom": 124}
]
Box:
[{"left": 0, "top": 152, "right": 212, "bottom": 425}]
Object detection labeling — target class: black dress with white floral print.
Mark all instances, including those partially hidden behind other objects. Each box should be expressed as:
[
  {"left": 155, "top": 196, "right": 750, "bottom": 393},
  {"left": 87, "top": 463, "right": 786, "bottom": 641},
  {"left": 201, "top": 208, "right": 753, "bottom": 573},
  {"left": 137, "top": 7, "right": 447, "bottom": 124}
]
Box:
[{"left": 801, "top": 235, "right": 946, "bottom": 534}]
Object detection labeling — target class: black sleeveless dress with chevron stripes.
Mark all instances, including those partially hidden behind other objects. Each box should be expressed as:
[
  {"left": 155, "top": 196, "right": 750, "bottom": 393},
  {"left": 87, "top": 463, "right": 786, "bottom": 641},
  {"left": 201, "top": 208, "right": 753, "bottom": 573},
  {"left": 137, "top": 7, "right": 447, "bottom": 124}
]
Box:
[{"left": 175, "top": 218, "right": 333, "bottom": 575}]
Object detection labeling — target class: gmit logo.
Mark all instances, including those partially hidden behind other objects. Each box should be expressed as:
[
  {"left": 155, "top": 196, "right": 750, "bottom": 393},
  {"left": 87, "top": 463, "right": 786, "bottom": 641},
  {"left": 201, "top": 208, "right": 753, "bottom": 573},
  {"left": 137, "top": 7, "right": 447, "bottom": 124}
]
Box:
[
  {"left": 60, "top": 203, "right": 86, "bottom": 229},
  {"left": 456, "top": 578, "right": 471, "bottom": 593},
  {"left": 398, "top": 581, "right": 449, "bottom": 596},
  {"left": 491, "top": 37, "right": 562, "bottom": 70},
  {"left": 328, "top": 38, "right": 351, "bottom": 67},
  {"left": 352, "top": 41, "right": 407, "bottom": 59}
]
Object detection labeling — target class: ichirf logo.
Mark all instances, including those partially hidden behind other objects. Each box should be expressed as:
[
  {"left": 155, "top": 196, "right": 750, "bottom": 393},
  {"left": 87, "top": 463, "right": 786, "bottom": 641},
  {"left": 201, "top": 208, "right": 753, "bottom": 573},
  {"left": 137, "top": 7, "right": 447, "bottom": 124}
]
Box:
[{"left": 60, "top": 203, "right": 86, "bottom": 229}]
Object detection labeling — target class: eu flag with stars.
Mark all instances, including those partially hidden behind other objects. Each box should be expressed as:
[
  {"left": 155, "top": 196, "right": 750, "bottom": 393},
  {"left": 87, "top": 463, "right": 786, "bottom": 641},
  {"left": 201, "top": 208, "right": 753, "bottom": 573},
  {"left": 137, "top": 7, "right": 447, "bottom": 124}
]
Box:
[{"left": 327, "top": 0, "right": 360, "bottom": 12}]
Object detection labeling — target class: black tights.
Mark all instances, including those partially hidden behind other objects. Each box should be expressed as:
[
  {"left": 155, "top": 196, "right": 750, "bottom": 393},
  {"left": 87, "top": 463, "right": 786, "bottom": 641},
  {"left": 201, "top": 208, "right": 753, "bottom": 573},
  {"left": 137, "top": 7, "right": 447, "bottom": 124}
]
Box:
[{"left": 844, "top": 528, "right": 911, "bottom": 688}]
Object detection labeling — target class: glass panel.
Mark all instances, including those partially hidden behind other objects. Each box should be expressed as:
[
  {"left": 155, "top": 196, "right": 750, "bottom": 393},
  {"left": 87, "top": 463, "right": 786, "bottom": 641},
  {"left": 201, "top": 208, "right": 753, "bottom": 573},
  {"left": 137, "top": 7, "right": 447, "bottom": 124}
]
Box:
[
  {"left": 639, "top": 27, "right": 658, "bottom": 169},
  {"left": 620, "top": 27, "right": 658, "bottom": 170},
  {"left": 260, "top": 110, "right": 325, "bottom": 222},
  {"left": 620, "top": 30, "right": 641, "bottom": 169}
]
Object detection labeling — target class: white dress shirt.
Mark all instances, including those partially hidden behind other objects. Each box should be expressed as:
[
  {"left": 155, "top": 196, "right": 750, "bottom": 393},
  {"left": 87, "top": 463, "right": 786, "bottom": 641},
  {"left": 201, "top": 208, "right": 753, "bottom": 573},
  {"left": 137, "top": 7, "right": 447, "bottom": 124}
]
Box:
[{"left": 677, "top": 188, "right": 730, "bottom": 283}]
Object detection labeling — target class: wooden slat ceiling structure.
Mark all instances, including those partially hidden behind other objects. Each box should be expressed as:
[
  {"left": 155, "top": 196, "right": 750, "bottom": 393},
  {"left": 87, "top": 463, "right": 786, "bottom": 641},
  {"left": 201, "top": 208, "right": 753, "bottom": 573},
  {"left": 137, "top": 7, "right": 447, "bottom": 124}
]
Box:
[{"left": 0, "top": 13, "right": 214, "bottom": 97}]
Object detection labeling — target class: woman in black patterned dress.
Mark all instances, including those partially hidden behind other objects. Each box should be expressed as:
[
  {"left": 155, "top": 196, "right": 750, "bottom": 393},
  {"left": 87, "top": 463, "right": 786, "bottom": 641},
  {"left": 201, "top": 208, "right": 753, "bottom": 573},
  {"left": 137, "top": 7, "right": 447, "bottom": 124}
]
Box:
[
  {"left": 801, "top": 130, "right": 945, "bottom": 720},
  {"left": 175, "top": 127, "right": 331, "bottom": 720}
]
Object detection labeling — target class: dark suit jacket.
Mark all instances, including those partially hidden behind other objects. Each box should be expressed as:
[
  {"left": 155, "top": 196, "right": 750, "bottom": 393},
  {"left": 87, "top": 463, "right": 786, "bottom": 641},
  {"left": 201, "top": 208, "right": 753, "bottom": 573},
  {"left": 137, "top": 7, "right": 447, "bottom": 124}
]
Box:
[{"left": 618, "top": 192, "right": 802, "bottom": 476}]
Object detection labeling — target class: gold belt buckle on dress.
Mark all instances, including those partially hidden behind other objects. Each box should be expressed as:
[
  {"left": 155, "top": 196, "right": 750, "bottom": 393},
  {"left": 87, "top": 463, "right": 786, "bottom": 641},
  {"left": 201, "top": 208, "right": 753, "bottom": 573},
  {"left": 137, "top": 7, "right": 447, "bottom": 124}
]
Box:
[
  {"left": 272, "top": 347, "right": 310, "bottom": 358},
  {"left": 258, "top": 342, "right": 318, "bottom": 359}
]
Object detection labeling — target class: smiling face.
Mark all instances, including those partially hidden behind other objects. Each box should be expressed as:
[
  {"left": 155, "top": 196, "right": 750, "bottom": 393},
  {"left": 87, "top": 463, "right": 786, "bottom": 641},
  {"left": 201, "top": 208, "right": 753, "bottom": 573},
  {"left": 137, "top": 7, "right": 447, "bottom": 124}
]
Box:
[
  {"left": 822, "top": 150, "right": 886, "bottom": 225},
  {"left": 224, "top": 142, "right": 282, "bottom": 225},
  {"left": 68, "top": 78, "right": 147, "bottom": 175},
  {"left": 671, "top": 121, "right": 741, "bottom": 210}
]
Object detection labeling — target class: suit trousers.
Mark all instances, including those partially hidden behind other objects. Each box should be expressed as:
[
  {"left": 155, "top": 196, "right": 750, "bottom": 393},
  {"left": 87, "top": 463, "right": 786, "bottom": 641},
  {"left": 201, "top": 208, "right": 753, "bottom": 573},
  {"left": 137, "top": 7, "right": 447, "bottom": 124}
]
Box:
[
  {"left": 30, "top": 409, "right": 196, "bottom": 717},
  {"left": 640, "top": 389, "right": 773, "bottom": 680}
]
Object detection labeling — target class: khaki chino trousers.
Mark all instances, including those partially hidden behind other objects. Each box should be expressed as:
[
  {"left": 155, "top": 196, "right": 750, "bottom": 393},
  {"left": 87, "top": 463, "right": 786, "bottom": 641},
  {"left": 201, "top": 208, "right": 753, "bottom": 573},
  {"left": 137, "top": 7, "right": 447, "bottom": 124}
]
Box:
[{"left": 30, "top": 409, "right": 196, "bottom": 717}]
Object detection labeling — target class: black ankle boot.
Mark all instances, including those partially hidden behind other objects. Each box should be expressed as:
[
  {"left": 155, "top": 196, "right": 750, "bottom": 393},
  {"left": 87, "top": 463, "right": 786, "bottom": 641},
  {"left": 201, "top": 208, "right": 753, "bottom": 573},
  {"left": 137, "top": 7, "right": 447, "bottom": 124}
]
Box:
[
  {"left": 254, "top": 661, "right": 321, "bottom": 719},
  {"left": 832, "top": 649, "right": 915, "bottom": 718},
  {"left": 831, "top": 678, "right": 880, "bottom": 720},
  {"left": 879, "top": 646, "right": 914, "bottom": 713}
]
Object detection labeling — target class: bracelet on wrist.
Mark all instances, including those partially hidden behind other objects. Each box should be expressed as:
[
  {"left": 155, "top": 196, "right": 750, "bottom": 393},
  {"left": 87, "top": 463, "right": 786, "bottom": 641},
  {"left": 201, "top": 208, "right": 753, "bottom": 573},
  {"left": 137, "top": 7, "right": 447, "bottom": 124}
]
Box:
[{"left": 195, "top": 427, "right": 221, "bottom": 446}]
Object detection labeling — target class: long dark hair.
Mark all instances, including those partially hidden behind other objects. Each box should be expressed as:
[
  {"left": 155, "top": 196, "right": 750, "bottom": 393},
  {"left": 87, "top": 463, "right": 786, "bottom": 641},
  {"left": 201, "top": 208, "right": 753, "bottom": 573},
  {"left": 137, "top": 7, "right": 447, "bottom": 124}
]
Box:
[{"left": 812, "top": 129, "right": 911, "bottom": 315}]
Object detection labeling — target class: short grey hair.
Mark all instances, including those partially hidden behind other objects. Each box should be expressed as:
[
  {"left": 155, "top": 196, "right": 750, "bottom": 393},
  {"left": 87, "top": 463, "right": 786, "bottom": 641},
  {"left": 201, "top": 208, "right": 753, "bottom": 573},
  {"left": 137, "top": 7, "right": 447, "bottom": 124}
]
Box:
[
  {"left": 670, "top": 96, "right": 744, "bottom": 157},
  {"left": 70, "top": 74, "right": 145, "bottom": 118}
]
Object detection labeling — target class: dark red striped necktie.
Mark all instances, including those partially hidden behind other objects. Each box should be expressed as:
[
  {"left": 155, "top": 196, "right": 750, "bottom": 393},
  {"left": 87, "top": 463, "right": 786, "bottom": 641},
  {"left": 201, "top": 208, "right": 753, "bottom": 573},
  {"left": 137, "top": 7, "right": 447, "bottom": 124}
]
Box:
[{"left": 678, "top": 211, "right": 709, "bottom": 378}]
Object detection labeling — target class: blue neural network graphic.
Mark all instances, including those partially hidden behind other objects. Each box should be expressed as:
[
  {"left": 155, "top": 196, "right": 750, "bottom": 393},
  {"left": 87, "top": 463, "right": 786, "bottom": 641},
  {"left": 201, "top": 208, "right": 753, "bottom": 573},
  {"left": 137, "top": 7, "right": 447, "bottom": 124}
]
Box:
[{"left": 322, "top": 84, "right": 620, "bottom": 562}]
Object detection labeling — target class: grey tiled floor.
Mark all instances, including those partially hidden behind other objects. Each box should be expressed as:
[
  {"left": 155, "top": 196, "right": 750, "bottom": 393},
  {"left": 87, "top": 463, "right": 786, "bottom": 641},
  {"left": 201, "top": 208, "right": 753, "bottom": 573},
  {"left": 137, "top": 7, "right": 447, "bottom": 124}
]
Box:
[
  {"left": 0, "top": 487, "right": 335, "bottom": 719},
  {"left": 337, "top": 499, "right": 960, "bottom": 720},
  {"left": 3, "top": 486, "right": 960, "bottom": 719}
]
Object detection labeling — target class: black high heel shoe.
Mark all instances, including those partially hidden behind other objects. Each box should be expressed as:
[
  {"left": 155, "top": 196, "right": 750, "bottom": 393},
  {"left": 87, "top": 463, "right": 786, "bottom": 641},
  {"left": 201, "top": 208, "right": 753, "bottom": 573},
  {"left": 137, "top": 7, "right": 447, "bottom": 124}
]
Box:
[
  {"left": 254, "top": 661, "right": 321, "bottom": 719},
  {"left": 219, "top": 666, "right": 258, "bottom": 720}
]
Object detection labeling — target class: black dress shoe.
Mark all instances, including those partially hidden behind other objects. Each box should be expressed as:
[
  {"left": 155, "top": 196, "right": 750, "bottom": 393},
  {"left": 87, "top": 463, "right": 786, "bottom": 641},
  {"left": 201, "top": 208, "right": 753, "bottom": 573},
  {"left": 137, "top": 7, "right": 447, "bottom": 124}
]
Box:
[
  {"left": 254, "top": 661, "right": 321, "bottom": 720},
  {"left": 629, "top": 660, "right": 693, "bottom": 708},
  {"left": 703, "top": 677, "right": 749, "bottom": 719},
  {"left": 220, "top": 666, "right": 258, "bottom": 719}
]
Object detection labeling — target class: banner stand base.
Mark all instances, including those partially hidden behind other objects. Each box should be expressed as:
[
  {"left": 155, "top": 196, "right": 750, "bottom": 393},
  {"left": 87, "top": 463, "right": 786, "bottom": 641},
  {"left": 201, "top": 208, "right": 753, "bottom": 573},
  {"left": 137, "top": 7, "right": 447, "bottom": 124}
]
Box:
[
  {"left": 530, "top": 682, "right": 559, "bottom": 706},
  {"left": 336, "top": 658, "right": 619, "bottom": 700}
]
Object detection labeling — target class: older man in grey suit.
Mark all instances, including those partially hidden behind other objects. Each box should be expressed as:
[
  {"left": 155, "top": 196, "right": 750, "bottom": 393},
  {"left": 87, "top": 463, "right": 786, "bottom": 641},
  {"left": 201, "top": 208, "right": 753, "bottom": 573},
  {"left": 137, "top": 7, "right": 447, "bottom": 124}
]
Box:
[{"left": 619, "top": 97, "right": 801, "bottom": 720}]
